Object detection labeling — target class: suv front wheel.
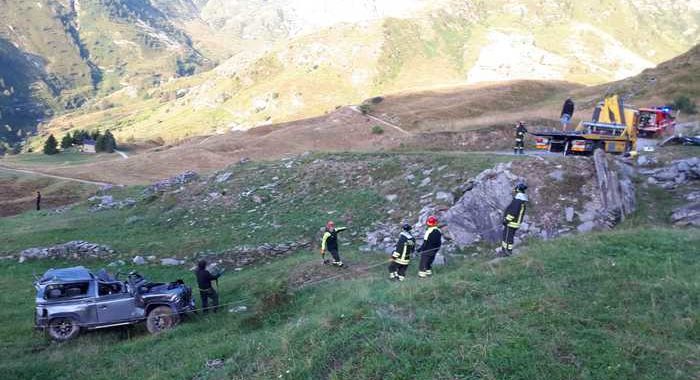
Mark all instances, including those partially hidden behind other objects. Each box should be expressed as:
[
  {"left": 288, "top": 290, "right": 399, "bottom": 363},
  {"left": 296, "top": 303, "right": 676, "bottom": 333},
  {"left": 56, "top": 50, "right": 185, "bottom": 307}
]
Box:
[
  {"left": 48, "top": 317, "right": 81, "bottom": 341},
  {"left": 146, "top": 306, "right": 179, "bottom": 334}
]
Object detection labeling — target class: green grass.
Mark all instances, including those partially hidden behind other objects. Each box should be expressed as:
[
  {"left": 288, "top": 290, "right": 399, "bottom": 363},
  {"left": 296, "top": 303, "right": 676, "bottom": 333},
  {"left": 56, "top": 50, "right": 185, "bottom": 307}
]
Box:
[
  {"left": 0, "top": 228, "right": 697, "bottom": 379},
  {"left": 2, "top": 150, "right": 117, "bottom": 168},
  {"left": 1, "top": 150, "right": 699, "bottom": 379},
  {"left": 0, "top": 152, "right": 511, "bottom": 256}
]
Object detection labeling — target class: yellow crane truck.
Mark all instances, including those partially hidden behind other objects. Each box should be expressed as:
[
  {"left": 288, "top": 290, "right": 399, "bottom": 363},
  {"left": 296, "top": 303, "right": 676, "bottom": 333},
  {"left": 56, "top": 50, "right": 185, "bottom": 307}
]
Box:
[{"left": 532, "top": 94, "right": 638, "bottom": 155}]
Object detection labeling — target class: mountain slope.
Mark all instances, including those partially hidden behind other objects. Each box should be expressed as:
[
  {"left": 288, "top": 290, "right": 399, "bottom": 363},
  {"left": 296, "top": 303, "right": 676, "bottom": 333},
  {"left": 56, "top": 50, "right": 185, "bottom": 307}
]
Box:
[
  {"left": 32, "top": 0, "right": 700, "bottom": 141},
  {"left": 0, "top": 0, "right": 209, "bottom": 146}
]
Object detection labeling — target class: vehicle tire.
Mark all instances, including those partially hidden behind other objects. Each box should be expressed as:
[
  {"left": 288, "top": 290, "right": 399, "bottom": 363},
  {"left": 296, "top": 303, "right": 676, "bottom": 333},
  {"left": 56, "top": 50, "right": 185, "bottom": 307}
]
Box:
[
  {"left": 48, "top": 317, "right": 80, "bottom": 341},
  {"left": 146, "top": 306, "right": 179, "bottom": 334}
]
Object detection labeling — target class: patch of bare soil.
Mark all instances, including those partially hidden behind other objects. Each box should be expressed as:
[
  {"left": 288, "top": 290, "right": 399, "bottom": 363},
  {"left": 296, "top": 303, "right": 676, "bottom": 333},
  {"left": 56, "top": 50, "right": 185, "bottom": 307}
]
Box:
[{"left": 288, "top": 259, "right": 385, "bottom": 290}]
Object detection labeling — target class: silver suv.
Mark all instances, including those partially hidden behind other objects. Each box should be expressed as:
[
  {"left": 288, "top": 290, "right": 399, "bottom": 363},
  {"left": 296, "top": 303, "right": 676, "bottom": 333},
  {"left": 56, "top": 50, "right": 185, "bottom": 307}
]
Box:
[{"left": 34, "top": 266, "right": 195, "bottom": 341}]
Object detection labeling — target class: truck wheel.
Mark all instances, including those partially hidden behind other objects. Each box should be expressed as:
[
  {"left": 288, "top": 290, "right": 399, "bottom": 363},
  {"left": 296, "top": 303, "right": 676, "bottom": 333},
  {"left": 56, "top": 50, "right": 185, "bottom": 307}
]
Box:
[
  {"left": 48, "top": 317, "right": 80, "bottom": 341},
  {"left": 146, "top": 306, "right": 179, "bottom": 334}
]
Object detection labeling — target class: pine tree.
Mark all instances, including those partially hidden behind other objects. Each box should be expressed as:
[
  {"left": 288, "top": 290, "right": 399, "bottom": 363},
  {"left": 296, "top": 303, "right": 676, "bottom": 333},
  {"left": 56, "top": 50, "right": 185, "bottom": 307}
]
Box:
[
  {"left": 91, "top": 129, "right": 101, "bottom": 141},
  {"left": 95, "top": 134, "right": 107, "bottom": 153},
  {"left": 103, "top": 130, "right": 117, "bottom": 153},
  {"left": 60, "top": 133, "right": 73, "bottom": 150},
  {"left": 43, "top": 134, "right": 59, "bottom": 155}
]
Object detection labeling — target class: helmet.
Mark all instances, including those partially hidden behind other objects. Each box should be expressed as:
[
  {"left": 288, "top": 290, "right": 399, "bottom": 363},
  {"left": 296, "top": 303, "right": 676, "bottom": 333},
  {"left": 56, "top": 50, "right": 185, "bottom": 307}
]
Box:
[
  {"left": 514, "top": 182, "right": 528, "bottom": 192},
  {"left": 326, "top": 221, "right": 335, "bottom": 229},
  {"left": 402, "top": 223, "right": 412, "bottom": 231},
  {"left": 426, "top": 216, "right": 438, "bottom": 226}
]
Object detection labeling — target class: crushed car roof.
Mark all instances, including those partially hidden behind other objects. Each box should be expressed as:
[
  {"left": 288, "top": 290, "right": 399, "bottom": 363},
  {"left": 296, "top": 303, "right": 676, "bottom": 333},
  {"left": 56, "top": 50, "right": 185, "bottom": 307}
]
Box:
[{"left": 40, "top": 266, "right": 94, "bottom": 283}]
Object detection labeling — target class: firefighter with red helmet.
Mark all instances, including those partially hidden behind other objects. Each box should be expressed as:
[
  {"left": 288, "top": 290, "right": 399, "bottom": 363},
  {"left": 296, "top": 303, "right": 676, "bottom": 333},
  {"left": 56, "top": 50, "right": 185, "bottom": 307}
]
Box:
[
  {"left": 418, "top": 216, "right": 442, "bottom": 278},
  {"left": 501, "top": 183, "right": 529, "bottom": 256},
  {"left": 321, "top": 221, "right": 347, "bottom": 267},
  {"left": 389, "top": 223, "right": 416, "bottom": 281}
]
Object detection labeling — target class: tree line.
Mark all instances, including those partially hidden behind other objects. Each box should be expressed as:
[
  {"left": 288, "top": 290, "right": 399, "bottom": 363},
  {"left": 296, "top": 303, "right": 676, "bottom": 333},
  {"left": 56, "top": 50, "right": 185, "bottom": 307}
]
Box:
[{"left": 43, "top": 129, "right": 118, "bottom": 155}]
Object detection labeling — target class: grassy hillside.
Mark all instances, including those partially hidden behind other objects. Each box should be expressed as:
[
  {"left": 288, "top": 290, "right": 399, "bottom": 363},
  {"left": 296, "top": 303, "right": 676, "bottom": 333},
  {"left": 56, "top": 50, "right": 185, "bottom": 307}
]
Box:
[
  {"left": 1, "top": 229, "right": 697, "bottom": 379},
  {"left": 0, "top": 168, "right": 98, "bottom": 217},
  {"left": 1, "top": 149, "right": 698, "bottom": 379},
  {"left": 0, "top": 152, "right": 513, "bottom": 254}
]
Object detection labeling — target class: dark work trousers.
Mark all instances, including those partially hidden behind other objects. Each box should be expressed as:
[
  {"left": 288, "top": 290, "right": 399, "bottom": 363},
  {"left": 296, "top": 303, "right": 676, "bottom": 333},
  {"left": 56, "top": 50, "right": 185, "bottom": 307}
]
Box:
[
  {"left": 199, "top": 288, "right": 219, "bottom": 313},
  {"left": 388, "top": 261, "right": 408, "bottom": 277},
  {"left": 514, "top": 139, "right": 525, "bottom": 155},
  {"left": 328, "top": 248, "right": 341, "bottom": 263},
  {"left": 502, "top": 226, "right": 518, "bottom": 254},
  {"left": 419, "top": 251, "right": 437, "bottom": 272}
]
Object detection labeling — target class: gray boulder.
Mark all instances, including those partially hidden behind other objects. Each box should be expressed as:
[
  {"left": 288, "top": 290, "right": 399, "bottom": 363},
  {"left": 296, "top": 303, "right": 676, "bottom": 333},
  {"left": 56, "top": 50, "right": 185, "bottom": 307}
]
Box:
[
  {"left": 161, "top": 258, "right": 185, "bottom": 266},
  {"left": 435, "top": 191, "right": 455, "bottom": 205},
  {"left": 671, "top": 202, "right": 700, "bottom": 226},
  {"left": 132, "top": 256, "right": 147, "bottom": 265},
  {"left": 442, "top": 162, "right": 521, "bottom": 246}
]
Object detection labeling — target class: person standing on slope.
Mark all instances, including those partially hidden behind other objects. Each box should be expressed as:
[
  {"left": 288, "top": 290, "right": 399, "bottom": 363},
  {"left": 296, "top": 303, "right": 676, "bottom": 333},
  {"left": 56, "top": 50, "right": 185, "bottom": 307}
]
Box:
[
  {"left": 560, "top": 98, "right": 575, "bottom": 129},
  {"left": 514, "top": 121, "right": 528, "bottom": 155},
  {"left": 418, "top": 216, "right": 442, "bottom": 278},
  {"left": 36, "top": 190, "right": 42, "bottom": 211},
  {"left": 321, "top": 221, "right": 347, "bottom": 267},
  {"left": 389, "top": 223, "right": 416, "bottom": 281},
  {"left": 195, "top": 259, "right": 222, "bottom": 313},
  {"left": 501, "top": 183, "right": 529, "bottom": 256}
]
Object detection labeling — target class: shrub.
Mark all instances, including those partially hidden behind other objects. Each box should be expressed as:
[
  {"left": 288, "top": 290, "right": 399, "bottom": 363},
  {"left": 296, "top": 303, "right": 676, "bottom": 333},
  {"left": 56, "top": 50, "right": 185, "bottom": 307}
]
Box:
[
  {"left": 60, "top": 133, "right": 73, "bottom": 149},
  {"left": 358, "top": 104, "right": 371, "bottom": 115},
  {"left": 371, "top": 125, "right": 384, "bottom": 134},
  {"left": 43, "top": 134, "right": 59, "bottom": 155},
  {"left": 672, "top": 95, "right": 697, "bottom": 114}
]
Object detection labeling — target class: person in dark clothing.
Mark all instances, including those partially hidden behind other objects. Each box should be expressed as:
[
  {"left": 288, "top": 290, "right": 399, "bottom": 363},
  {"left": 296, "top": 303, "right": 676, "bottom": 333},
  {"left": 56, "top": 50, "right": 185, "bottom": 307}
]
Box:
[
  {"left": 501, "top": 183, "right": 529, "bottom": 256},
  {"left": 418, "top": 216, "right": 442, "bottom": 278},
  {"left": 195, "top": 260, "right": 221, "bottom": 313},
  {"left": 514, "top": 122, "right": 528, "bottom": 155},
  {"left": 514, "top": 122, "right": 528, "bottom": 154},
  {"left": 36, "top": 191, "right": 41, "bottom": 211},
  {"left": 389, "top": 223, "right": 416, "bottom": 281},
  {"left": 560, "top": 98, "right": 575, "bottom": 129},
  {"left": 321, "top": 221, "right": 347, "bottom": 267}
]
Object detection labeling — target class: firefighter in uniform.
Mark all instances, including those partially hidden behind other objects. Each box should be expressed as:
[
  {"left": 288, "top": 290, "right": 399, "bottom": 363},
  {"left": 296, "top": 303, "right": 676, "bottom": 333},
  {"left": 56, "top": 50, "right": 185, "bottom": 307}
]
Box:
[
  {"left": 389, "top": 223, "right": 415, "bottom": 281},
  {"left": 501, "top": 183, "right": 528, "bottom": 256},
  {"left": 321, "top": 221, "right": 347, "bottom": 267},
  {"left": 418, "top": 216, "right": 442, "bottom": 278},
  {"left": 514, "top": 121, "right": 528, "bottom": 155}
]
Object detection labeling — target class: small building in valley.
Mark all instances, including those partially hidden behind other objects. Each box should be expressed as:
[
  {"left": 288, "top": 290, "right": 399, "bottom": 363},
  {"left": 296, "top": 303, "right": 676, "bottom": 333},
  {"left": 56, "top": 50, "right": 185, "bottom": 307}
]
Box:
[{"left": 80, "top": 138, "right": 96, "bottom": 154}]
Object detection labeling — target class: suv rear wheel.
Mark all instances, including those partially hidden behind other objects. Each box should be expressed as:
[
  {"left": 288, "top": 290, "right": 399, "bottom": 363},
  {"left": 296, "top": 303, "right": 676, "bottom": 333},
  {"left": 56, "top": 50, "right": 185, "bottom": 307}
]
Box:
[
  {"left": 146, "top": 306, "right": 179, "bottom": 334},
  {"left": 48, "top": 317, "right": 80, "bottom": 341}
]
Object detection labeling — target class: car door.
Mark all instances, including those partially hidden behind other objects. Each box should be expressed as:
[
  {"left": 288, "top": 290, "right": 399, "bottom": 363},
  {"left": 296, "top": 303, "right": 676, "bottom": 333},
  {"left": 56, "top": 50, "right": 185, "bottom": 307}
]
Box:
[{"left": 95, "top": 282, "right": 141, "bottom": 323}]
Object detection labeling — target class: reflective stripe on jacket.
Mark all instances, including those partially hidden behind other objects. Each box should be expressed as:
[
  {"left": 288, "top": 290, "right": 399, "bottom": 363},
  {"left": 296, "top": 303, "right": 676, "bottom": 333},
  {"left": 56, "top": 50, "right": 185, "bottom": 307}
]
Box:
[{"left": 392, "top": 231, "right": 415, "bottom": 265}]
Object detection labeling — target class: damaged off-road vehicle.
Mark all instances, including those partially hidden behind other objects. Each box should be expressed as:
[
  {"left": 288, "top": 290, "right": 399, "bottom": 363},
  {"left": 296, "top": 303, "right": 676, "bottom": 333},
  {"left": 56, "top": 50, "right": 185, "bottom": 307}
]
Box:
[{"left": 34, "top": 266, "right": 195, "bottom": 341}]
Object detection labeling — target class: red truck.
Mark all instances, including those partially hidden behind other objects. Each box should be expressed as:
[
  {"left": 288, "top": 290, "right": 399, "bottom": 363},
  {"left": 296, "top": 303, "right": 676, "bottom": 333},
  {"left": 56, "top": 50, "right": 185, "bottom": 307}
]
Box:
[{"left": 637, "top": 107, "right": 676, "bottom": 137}]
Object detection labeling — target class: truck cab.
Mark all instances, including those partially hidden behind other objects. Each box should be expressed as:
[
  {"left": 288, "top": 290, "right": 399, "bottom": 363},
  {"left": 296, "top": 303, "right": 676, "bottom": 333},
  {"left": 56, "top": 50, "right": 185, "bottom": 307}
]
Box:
[{"left": 637, "top": 107, "right": 675, "bottom": 136}]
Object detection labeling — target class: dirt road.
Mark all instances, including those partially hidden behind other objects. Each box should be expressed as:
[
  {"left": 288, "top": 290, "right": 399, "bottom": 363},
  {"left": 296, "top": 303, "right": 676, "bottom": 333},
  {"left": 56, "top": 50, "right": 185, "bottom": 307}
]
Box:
[{"left": 0, "top": 166, "right": 112, "bottom": 187}]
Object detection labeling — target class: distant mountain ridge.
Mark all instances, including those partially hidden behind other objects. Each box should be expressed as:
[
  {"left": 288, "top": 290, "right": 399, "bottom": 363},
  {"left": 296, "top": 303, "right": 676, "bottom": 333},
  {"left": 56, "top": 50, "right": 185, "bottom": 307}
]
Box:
[{"left": 1, "top": 0, "right": 699, "bottom": 147}]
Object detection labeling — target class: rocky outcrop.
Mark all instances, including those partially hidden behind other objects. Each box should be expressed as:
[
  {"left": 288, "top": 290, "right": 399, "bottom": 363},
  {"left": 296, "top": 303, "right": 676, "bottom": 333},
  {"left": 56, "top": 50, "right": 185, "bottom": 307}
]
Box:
[
  {"left": 197, "top": 241, "right": 311, "bottom": 268},
  {"left": 144, "top": 171, "right": 199, "bottom": 194},
  {"left": 19, "top": 241, "right": 115, "bottom": 263},
  {"left": 640, "top": 157, "right": 700, "bottom": 189},
  {"left": 442, "top": 150, "right": 636, "bottom": 248},
  {"left": 671, "top": 202, "right": 700, "bottom": 226},
  {"left": 442, "top": 162, "right": 523, "bottom": 246},
  {"left": 88, "top": 195, "right": 136, "bottom": 212},
  {"left": 593, "top": 149, "right": 636, "bottom": 225}
]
